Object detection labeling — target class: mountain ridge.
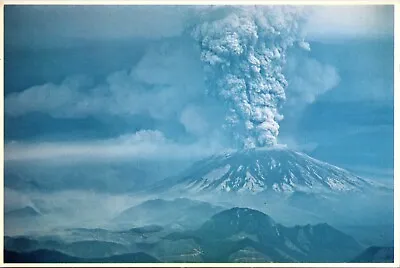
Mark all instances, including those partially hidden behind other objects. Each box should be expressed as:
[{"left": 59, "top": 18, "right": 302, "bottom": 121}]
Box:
[{"left": 169, "top": 207, "right": 364, "bottom": 262}]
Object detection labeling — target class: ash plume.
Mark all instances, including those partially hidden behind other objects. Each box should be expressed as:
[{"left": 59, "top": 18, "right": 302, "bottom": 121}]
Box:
[{"left": 189, "top": 6, "right": 309, "bottom": 149}]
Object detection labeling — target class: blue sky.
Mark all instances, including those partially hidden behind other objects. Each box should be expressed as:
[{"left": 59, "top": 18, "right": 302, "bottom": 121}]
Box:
[{"left": 4, "top": 5, "right": 394, "bottom": 175}]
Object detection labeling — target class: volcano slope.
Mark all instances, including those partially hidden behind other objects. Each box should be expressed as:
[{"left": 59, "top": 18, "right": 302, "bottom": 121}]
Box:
[{"left": 151, "top": 147, "right": 392, "bottom": 226}]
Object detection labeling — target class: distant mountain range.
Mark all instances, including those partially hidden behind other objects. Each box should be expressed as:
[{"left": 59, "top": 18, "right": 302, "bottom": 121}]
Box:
[
  {"left": 166, "top": 207, "right": 364, "bottom": 262},
  {"left": 5, "top": 207, "right": 371, "bottom": 263}
]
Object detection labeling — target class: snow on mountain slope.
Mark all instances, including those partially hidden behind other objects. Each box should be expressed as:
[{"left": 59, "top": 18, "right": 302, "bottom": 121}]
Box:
[{"left": 156, "top": 147, "right": 372, "bottom": 195}]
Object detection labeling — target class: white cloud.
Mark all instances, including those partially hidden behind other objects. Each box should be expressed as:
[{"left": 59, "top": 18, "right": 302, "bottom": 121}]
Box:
[
  {"left": 4, "top": 130, "right": 228, "bottom": 162},
  {"left": 285, "top": 56, "right": 341, "bottom": 111},
  {"left": 304, "top": 6, "right": 394, "bottom": 41},
  {"left": 4, "top": 188, "right": 152, "bottom": 234},
  {"left": 5, "top": 38, "right": 206, "bottom": 120},
  {"left": 4, "top": 188, "right": 35, "bottom": 212},
  {"left": 277, "top": 136, "right": 319, "bottom": 153},
  {"left": 179, "top": 105, "right": 210, "bottom": 137}
]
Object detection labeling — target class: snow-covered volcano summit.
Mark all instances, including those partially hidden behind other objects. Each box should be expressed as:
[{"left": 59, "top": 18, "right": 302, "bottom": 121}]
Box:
[{"left": 156, "top": 147, "right": 371, "bottom": 195}]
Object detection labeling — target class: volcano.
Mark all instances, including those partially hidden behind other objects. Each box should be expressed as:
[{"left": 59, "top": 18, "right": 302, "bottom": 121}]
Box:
[{"left": 154, "top": 147, "right": 372, "bottom": 195}]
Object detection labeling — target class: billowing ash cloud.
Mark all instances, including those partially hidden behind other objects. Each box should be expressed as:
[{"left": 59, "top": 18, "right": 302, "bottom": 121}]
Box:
[{"left": 188, "top": 6, "right": 309, "bottom": 148}]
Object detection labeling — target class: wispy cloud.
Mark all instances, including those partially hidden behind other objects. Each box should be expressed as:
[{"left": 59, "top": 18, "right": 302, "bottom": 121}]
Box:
[{"left": 4, "top": 130, "right": 228, "bottom": 161}]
